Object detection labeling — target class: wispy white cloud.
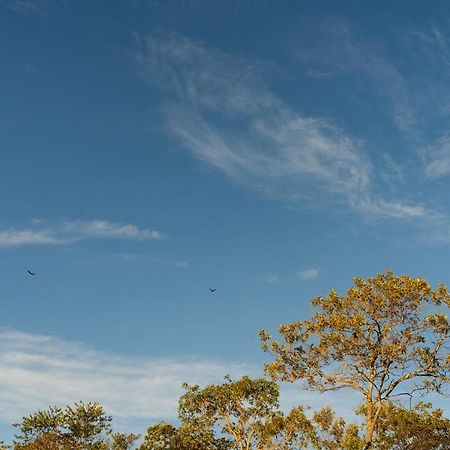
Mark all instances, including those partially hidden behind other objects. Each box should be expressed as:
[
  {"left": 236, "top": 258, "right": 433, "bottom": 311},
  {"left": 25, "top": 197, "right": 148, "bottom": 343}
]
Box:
[
  {"left": 0, "top": 329, "right": 252, "bottom": 430},
  {"left": 405, "top": 27, "right": 450, "bottom": 183},
  {"left": 292, "top": 19, "right": 450, "bottom": 230},
  {"left": 297, "top": 269, "right": 320, "bottom": 281},
  {"left": 356, "top": 198, "right": 436, "bottom": 220},
  {"left": 0, "top": 229, "right": 72, "bottom": 247},
  {"left": 380, "top": 154, "right": 405, "bottom": 185},
  {"left": 0, "top": 328, "right": 367, "bottom": 436},
  {"left": 424, "top": 134, "right": 450, "bottom": 179},
  {"left": 138, "top": 32, "right": 441, "bottom": 226},
  {"left": 298, "top": 19, "right": 417, "bottom": 134},
  {"left": 138, "top": 32, "right": 372, "bottom": 210},
  {"left": 0, "top": 220, "right": 164, "bottom": 248},
  {"left": 399, "top": 26, "right": 450, "bottom": 181},
  {"left": 63, "top": 220, "right": 163, "bottom": 241}
]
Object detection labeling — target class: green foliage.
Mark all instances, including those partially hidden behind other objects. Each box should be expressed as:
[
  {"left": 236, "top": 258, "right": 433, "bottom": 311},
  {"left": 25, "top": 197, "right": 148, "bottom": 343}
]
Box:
[
  {"left": 140, "top": 422, "right": 177, "bottom": 450},
  {"left": 179, "top": 375, "right": 279, "bottom": 427},
  {"left": 312, "top": 407, "right": 364, "bottom": 450},
  {"left": 179, "top": 375, "right": 282, "bottom": 448},
  {"left": 257, "top": 405, "right": 318, "bottom": 450},
  {"left": 140, "top": 420, "right": 229, "bottom": 450},
  {"left": 13, "top": 402, "right": 112, "bottom": 450},
  {"left": 111, "top": 432, "right": 140, "bottom": 450},
  {"left": 142, "top": 375, "right": 319, "bottom": 450},
  {"left": 140, "top": 376, "right": 322, "bottom": 449},
  {"left": 261, "top": 269, "right": 450, "bottom": 447},
  {"left": 372, "top": 402, "right": 450, "bottom": 449}
]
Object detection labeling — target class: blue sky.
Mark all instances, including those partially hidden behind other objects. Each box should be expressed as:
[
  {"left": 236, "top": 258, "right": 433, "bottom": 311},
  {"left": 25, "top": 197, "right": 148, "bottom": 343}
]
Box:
[{"left": 1, "top": 0, "right": 450, "bottom": 439}]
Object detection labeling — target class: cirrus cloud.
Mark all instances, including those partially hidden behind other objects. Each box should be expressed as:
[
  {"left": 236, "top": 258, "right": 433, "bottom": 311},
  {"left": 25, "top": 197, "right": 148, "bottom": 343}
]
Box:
[
  {"left": 0, "top": 328, "right": 368, "bottom": 440},
  {"left": 138, "top": 32, "right": 371, "bottom": 207},
  {"left": 137, "top": 32, "right": 436, "bottom": 224},
  {"left": 0, "top": 329, "right": 252, "bottom": 435},
  {"left": 0, "top": 220, "right": 164, "bottom": 248}
]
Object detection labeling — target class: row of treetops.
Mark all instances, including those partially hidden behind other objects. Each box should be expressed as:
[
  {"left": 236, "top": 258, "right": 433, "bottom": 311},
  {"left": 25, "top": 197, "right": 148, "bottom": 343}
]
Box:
[{"left": 4, "top": 270, "right": 450, "bottom": 449}]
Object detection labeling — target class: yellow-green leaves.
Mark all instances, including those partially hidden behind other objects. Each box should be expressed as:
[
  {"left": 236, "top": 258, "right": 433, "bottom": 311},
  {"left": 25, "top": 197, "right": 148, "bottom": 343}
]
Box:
[
  {"left": 372, "top": 402, "right": 450, "bottom": 450},
  {"left": 13, "top": 402, "right": 113, "bottom": 450},
  {"left": 261, "top": 269, "right": 450, "bottom": 448}
]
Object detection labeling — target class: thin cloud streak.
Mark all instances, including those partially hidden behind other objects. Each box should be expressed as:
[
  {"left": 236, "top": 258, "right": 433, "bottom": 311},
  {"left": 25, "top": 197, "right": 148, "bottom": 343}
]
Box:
[
  {"left": 63, "top": 220, "right": 164, "bottom": 240},
  {"left": 298, "top": 269, "right": 320, "bottom": 281},
  {"left": 356, "top": 198, "right": 436, "bottom": 220},
  {"left": 0, "top": 229, "right": 72, "bottom": 247},
  {"left": 0, "top": 220, "right": 164, "bottom": 247},
  {"left": 424, "top": 134, "right": 450, "bottom": 180}
]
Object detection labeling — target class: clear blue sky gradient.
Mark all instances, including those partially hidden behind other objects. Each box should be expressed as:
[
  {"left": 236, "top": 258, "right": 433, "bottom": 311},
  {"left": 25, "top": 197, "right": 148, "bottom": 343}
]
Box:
[{"left": 1, "top": 0, "right": 450, "bottom": 437}]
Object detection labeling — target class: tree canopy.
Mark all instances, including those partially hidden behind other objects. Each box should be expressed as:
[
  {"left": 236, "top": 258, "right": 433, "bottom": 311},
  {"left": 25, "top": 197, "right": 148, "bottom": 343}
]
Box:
[
  {"left": 370, "top": 402, "right": 450, "bottom": 450},
  {"left": 12, "top": 402, "right": 139, "bottom": 450},
  {"left": 260, "top": 269, "right": 450, "bottom": 448}
]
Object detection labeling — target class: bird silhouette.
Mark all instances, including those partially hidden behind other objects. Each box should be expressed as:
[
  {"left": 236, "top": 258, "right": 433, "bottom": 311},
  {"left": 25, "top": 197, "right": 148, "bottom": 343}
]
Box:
[
  {"left": 27, "top": 270, "right": 36, "bottom": 276},
  {"left": 209, "top": 288, "right": 216, "bottom": 293}
]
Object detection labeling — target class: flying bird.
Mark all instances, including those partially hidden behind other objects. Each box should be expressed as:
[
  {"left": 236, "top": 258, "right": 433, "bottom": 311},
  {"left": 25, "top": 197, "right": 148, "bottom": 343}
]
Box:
[
  {"left": 209, "top": 288, "right": 216, "bottom": 293},
  {"left": 27, "top": 270, "right": 36, "bottom": 276}
]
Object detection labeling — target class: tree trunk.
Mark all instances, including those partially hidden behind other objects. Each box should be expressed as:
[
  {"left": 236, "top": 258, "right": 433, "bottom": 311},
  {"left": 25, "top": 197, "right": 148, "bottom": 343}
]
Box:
[
  {"left": 364, "top": 401, "right": 384, "bottom": 450},
  {"left": 364, "top": 409, "right": 376, "bottom": 450}
]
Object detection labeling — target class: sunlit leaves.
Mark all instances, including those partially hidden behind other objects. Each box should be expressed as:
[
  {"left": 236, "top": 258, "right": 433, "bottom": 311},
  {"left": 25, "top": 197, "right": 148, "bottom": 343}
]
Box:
[
  {"left": 372, "top": 402, "right": 450, "bottom": 449},
  {"left": 13, "top": 402, "right": 112, "bottom": 450},
  {"left": 261, "top": 269, "right": 450, "bottom": 447}
]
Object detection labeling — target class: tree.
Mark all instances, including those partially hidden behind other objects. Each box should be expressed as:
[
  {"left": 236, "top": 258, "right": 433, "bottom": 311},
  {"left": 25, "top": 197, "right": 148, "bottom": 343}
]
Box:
[
  {"left": 260, "top": 270, "right": 450, "bottom": 449},
  {"left": 312, "top": 407, "right": 363, "bottom": 450},
  {"left": 370, "top": 402, "right": 450, "bottom": 449},
  {"left": 111, "top": 432, "right": 140, "bottom": 450},
  {"left": 13, "top": 406, "right": 64, "bottom": 449},
  {"left": 141, "top": 376, "right": 319, "bottom": 450},
  {"left": 13, "top": 402, "right": 113, "bottom": 449},
  {"left": 64, "top": 402, "right": 112, "bottom": 449},
  {"left": 178, "top": 375, "right": 317, "bottom": 450},
  {"left": 140, "top": 422, "right": 176, "bottom": 450},
  {"left": 257, "top": 406, "right": 318, "bottom": 450},
  {"left": 179, "top": 375, "right": 279, "bottom": 449},
  {"left": 140, "top": 420, "right": 230, "bottom": 450}
]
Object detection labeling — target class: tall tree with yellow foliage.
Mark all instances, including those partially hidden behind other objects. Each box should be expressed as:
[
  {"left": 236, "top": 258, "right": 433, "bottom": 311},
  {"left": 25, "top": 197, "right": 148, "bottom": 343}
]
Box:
[{"left": 260, "top": 270, "right": 450, "bottom": 449}]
